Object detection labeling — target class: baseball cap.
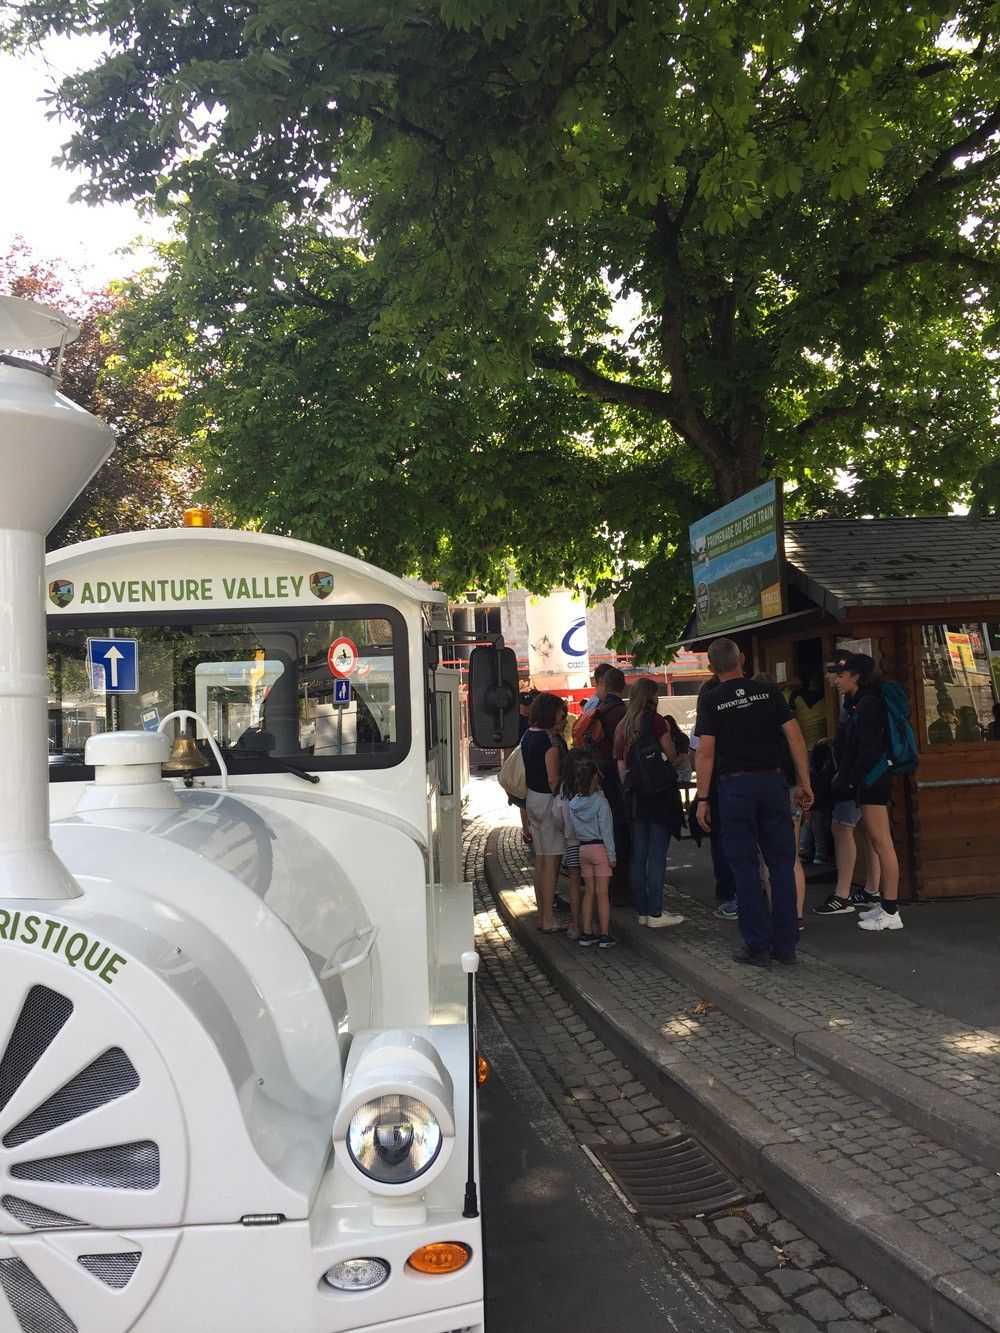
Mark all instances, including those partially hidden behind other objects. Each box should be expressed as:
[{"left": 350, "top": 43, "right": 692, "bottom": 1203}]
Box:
[{"left": 832, "top": 652, "right": 874, "bottom": 675}]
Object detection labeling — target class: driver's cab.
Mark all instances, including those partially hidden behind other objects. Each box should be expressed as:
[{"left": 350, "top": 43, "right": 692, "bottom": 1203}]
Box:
[{"left": 45, "top": 527, "right": 466, "bottom": 883}]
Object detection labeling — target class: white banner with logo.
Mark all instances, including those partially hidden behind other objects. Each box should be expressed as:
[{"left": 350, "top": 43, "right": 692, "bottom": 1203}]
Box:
[{"left": 525, "top": 589, "right": 590, "bottom": 688}]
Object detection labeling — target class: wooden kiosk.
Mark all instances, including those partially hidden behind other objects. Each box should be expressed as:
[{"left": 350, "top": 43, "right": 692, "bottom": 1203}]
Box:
[{"left": 677, "top": 515, "right": 1000, "bottom": 901}]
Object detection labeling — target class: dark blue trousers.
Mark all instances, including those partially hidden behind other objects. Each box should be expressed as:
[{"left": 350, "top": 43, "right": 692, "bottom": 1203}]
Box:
[
  {"left": 709, "top": 788, "right": 736, "bottom": 903},
  {"left": 718, "top": 772, "right": 799, "bottom": 958}
]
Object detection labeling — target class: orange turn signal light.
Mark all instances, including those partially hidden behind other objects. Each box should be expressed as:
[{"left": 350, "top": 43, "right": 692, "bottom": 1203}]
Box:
[
  {"left": 183, "top": 505, "right": 213, "bottom": 528},
  {"left": 476, "top": 1052, "right": 491, "bottom": 1086},
  {"left": 406, "top": 1242, "right": 471, "bottom": 1275}
]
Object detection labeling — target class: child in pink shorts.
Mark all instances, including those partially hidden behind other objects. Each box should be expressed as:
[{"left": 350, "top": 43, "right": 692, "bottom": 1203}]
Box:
[{"left": 568, "top": 760, "right": 617, "bottom": 948}]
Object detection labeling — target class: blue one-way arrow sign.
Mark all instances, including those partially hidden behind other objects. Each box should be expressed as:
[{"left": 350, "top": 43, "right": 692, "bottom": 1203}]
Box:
[{"left": 87, "top": 637, "right": 139, "bottom": 694}]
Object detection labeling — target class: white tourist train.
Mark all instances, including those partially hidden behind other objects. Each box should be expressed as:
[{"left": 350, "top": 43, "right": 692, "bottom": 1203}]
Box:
[{"left": 0, "top": 296, "right": 518, "bottom": 1333}]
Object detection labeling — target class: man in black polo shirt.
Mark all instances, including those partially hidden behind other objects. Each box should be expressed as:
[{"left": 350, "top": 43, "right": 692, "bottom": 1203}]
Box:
[{"left": 694, "top": 638, "right": 813, "bottom": 966}]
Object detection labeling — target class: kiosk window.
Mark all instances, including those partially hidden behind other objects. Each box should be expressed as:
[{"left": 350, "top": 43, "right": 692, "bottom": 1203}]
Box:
[
  {"left": 47, "top": 609, "right": 409, "bottom": 774},
  {"left": 919, "top": 622, "right": 1000, "bottom": 745}
]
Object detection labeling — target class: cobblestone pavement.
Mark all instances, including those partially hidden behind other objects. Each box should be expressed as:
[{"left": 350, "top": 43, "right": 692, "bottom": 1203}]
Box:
[
  {"left": 465, "top": 806, "right": 914, "bottom": 1333},
  {"left": 491, "top": 822, "right": 1000, "bottom": 1285},
  {"left": 655, "top": 844, "right": 1000, "bottom": 1121}
]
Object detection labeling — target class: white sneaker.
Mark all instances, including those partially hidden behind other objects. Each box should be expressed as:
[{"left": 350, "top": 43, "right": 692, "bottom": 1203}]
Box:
[
  {"left": 647, "top": 912, "right": 684, "bottom": 928},
  {"left": 858, "top": 903, "right": 882, "bottom": 920},
  {"left": 858, "top": 906, "right": 903, "bottom": 931}
]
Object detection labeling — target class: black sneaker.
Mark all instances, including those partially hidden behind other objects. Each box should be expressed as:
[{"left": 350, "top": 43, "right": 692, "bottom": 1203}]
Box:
[
  {"left": 578, "top": 932, "right": 599, "bottom": 947},
  {"left": 770, "top": 948, "right": 797, "bottom": 965},
  {"left": 849, "top": 886, "right": 880, "bottom": 907},
  {"left": 732, "top": 947, "right": 771, "bottom": 967},
  {"left": 597, "top": 934, "right": 617, "bottom": 948},
  {"left": 812, "top": 893, "right": 855, "bottom": 915}
]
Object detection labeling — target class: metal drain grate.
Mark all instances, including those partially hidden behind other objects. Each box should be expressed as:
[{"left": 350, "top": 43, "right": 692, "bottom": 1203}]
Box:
[{"left": 592, "top": 1132, "right": 748, "bottom": 1217}]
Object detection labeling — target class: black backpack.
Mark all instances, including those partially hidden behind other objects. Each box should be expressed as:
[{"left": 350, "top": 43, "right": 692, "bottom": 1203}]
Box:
[{"left": 628, "top": 713, "right": 679, "bottom": 797}]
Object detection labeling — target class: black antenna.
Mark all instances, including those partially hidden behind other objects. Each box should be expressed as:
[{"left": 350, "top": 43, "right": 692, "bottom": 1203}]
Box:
[{"left": 461, "top": 950, "right": 480, "bottom": 1218}]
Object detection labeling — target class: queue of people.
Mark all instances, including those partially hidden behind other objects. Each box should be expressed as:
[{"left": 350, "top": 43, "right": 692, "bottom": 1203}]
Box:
[
  {"left": 505, "top": 636, "right": 909, "bottom": 968},
  {"left": 509, "top": 667, "right": 686, "bottom": 948}
]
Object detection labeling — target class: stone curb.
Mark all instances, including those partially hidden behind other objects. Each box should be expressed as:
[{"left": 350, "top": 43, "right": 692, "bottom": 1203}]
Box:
[
  {"left": 485, "top": 832, "right": 1000, "bottom": 1333},
  {"left": 609, "top": 908, "right": 1000, "bottom": 1176}
]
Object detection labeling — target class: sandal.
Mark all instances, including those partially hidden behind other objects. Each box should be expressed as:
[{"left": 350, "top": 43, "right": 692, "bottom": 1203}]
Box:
[{"left": 537, "top": 924, "right": 567, "bottom": 934}]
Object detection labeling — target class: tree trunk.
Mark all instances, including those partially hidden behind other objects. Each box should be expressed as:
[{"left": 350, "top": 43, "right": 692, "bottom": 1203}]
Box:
[{"left": 711, "top": 407, "right": 766, "bottom": 503}]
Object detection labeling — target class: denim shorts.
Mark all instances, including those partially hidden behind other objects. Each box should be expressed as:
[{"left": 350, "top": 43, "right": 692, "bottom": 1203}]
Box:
[{"left": 832, "top": 798, "right": 862, "bottom": 828}]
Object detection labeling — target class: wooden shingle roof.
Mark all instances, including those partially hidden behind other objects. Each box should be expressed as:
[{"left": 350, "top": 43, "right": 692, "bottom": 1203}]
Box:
[{"left": 783, "top": 517, "right": 1000, "bottom": 617}]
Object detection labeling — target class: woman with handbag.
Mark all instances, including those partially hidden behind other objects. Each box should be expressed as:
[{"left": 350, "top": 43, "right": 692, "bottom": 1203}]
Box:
[
  {"left": 521, "top": 691, "right": 567, "bottom": 932},
  {"left": 614, "top": 678, "right": 685, "bottom": 929}
]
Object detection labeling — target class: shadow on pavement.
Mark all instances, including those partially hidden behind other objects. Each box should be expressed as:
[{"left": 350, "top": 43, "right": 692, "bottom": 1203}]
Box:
[{"left": 669, "top": 836, "right": 1000, "bottom": 1030}]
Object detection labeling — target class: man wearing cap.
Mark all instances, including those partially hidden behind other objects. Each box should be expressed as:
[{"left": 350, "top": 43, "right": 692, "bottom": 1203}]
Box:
[{"left": 694, "top": 638, "right": 813, "bottom": 966}]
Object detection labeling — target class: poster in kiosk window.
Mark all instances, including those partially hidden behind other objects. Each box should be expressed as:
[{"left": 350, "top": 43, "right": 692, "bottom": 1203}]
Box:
[{"left": 689, "top": 480, "right": 786, "bottom": 636}]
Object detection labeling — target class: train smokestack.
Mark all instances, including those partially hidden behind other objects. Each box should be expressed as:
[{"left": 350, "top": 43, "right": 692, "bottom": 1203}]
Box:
[{"left": 0, "top": 296, "right": 115, "bottom": 898}]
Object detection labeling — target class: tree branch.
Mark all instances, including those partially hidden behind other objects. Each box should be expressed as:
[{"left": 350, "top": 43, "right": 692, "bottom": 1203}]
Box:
[
  {"left": 904, "top": 103, "right": 1000, "bottom": 203},
  {"left": 530, "top": 346, "right": 676, "bottom": 417},
  {"left": 838, "top": 244, "right": 1000, "bottom": 291},
  {"left": 775, "top": 241, "right": 999, "bottom": 345},
  {"left": 795, "top": 400, "right": 861, "bottom": 438},
  {"left": 914, "top": 31, "right": 986, "bottom": 79},
  {"left": 935, "top": 148, "right": 1000, "bottom": 193},
  {"left": 287, "top": 276, "right": 353, "bottom": 313},
  {"left": 651, "top": 197, "right": 737, "bottom": 479}
]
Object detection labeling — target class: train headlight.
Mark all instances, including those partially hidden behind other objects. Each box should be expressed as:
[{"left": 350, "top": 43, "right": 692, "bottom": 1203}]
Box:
[
  {"left": 347, "top": 1094, "right": 442, "bottom": 1184},
  {"left": 333, "top": 1032, "right": 457, "bottom": 1198}
]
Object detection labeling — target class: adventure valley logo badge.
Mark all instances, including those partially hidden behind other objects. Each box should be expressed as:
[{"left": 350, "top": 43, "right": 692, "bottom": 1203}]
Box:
[
  {"left": 48, "top": 580, "right": 74, "bottom": 608},
  {"left": 310, "top": 571, "right": 334, "bottom": 599}
]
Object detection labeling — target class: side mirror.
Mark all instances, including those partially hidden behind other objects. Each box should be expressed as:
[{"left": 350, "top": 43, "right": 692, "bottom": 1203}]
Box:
[{"left": 468, "top": 646, "right": 519, "bottom": 748}]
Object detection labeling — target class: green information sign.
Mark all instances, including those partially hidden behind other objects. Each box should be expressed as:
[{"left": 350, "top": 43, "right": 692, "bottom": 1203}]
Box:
[{"left": 689, "top": 481, "right": 785, "bottom": 636}]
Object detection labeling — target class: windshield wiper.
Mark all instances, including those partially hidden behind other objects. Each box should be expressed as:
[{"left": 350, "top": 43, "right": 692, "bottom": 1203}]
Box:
[{"left": 225, "top": 742, "right": 320, "bottom": 785}]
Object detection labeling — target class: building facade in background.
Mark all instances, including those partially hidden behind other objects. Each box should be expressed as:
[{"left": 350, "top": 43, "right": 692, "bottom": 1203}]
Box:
[{"left": 451, "top": 585, "right": 709, "bottom": 726}]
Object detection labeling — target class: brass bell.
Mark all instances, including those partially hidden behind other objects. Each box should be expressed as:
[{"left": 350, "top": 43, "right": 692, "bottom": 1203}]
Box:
[{"left": 162, "top": 734, "right": 209, "bottom": 774}]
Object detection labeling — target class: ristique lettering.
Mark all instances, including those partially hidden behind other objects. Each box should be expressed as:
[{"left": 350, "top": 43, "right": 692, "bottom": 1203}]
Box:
[{"left": 0, "top": 911, "right": 127, "bottom": 984}]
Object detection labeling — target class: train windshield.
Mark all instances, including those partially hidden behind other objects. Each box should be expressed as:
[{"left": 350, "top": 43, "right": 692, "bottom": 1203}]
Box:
[{"left": 46, "top": 605, "right": 410, "bottom": 776}]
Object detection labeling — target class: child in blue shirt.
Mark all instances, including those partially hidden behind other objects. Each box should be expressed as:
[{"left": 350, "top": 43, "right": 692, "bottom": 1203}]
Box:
[{"left": 568, "top": 759, "right": 617, "bottom": 948}]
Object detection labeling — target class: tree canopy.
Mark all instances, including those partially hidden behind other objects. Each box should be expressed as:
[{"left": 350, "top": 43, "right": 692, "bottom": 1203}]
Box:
[
  {"left": 113, "top": 224, "right": 701, "bottom": 625},
  {"left": 6, "top": 0, "right": 1000, "bottom": 651},
  {"left": 0, "top": 241, "right": 199, "bottom": 547}
]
